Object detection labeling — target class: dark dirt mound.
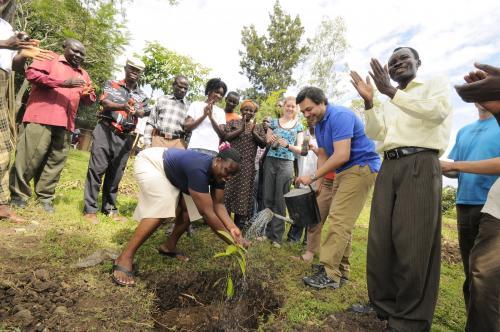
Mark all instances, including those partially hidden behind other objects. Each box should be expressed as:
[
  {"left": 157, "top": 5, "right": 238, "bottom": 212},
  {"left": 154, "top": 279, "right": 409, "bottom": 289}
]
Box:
[
  {"left": 149, "top": 270, "right": 283, "bottom": 331},
  {"left": 442, "top": 240, "right": 462, "bottom": 264},
  {"left": 0, "top": 268, "right": 83, "bottom": 331}
]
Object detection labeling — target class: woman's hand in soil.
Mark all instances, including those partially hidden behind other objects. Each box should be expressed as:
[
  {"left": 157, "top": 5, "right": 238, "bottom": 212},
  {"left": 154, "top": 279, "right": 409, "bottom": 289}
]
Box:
[{"left": 229, "top": 227, "right": 243, "bottom": 244}]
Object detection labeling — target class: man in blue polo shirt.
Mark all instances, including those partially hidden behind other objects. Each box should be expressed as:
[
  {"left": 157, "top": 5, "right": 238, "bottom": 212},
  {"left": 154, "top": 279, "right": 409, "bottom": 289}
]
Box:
[
  {"left": 295, "top": 86, "right": 380, "bottom": 289},
  {"left": 444, "top": 104, "right": 500, "bottom": 309}
]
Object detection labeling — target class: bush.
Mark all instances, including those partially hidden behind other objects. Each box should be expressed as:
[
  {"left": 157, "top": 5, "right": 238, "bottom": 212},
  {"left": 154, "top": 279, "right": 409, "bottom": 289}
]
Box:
[{"left": 442, "top": 186, "right": 457, "bottom": 216}]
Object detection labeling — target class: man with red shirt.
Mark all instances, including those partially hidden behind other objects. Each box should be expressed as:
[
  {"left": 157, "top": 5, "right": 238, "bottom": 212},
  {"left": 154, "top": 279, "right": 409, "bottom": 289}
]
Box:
[
  {"left": 83, "top": 58, "right": 150, "bottom": 223},
  {"left": 9, "top": 38, "right": 95, "bottom": 213}
]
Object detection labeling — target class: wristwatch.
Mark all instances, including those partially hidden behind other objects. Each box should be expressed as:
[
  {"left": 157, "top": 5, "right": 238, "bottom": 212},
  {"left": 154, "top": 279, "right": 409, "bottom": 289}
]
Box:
[
  {"left": 310, "top": 173, "right": 318, "bottom": 181},
  {"left": 285, "top": 143, "right": 290, "bottom": 149}
]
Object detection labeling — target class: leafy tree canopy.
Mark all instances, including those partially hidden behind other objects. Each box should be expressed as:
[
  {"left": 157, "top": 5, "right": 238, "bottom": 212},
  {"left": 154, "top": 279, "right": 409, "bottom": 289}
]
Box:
[
  {"left": 140, "top": 41, "right": 210, "bottom": 100},
  {"left": 239, "top": 1, "right": 308, "bottom": 101},
  {"left": 298, "top": 16, "right": 349, "bottom": 100}
]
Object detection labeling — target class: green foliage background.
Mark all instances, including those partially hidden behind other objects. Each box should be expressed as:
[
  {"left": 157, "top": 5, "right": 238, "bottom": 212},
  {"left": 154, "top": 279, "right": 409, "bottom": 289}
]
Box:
[{"left": 140, "top": 41, "right": 210, "bottom": 101}]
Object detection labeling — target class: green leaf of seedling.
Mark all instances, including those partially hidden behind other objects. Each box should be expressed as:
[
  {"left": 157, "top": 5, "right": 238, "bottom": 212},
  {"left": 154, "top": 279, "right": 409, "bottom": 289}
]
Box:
[
  {"left": 236, "top": 247, "right": 247, "bottom": 261},
  {"left": 217, "top": 230, "right": 235, "bottom": 245},
  {"left": 236, "top": 256, "right": 246, "bottom": 277},
  {"left": 225, "top": 245, "right": 238, "bottom": 255},
  {"left": 226, "top": 276, "right": 234, "bottom": 298},
  {"left": 214, "top": 252, "right": 229, "bottom": 258}
]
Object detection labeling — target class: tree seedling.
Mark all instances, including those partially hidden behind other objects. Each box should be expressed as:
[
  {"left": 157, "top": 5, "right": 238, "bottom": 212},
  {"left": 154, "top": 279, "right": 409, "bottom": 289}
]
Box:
[{"left": 213, "top": 230, "right": 247, "bottom": 299}]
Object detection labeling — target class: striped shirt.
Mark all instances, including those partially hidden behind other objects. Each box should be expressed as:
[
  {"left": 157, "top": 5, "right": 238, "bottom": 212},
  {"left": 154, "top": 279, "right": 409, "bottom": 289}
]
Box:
[{"left": 144, "top": 95, "right": 188, "bottom": 146}]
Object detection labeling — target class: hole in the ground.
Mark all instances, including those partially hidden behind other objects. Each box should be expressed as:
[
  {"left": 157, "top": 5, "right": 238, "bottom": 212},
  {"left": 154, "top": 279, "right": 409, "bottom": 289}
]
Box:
[{"left": 149, "top": 270, "right": 282, "bottom": 331}]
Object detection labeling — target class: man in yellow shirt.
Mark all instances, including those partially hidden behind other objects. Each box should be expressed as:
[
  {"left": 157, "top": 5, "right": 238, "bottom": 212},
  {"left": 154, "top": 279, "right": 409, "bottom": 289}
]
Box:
[{"left": 350, "top": 47, "right": 453, "bottom": 332}]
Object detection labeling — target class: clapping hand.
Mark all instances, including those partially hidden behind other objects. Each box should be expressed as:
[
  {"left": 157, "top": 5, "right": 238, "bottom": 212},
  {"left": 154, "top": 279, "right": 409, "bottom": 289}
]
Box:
[
  {"left": 3, "top": 32, "right": 38, "bottom": 50},
  {"left": 350, "top": 71, "right": 374, "bottom": 108},
  {"left": 61, "top": 77, "right": 87, "bottom": 88},
  {"left": 81, "top": 83, "right": 95, "bottom": 96},
  {"left": 455, "top": 63, "right": 500, "bottom": 114},
  {"left": 369, "top": 58, "right": 397, "bottom": 98},
  {"left": 19, "top": 47, "right": 54, "bottom": 61},
  {"left": 277, "top": 137, "right": 288, "bottom": 147}
]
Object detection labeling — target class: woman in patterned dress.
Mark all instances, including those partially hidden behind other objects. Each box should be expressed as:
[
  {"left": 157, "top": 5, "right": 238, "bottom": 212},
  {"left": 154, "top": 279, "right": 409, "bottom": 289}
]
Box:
[{"left": 224, "top": 100, "right": 267, "bottom": 228}]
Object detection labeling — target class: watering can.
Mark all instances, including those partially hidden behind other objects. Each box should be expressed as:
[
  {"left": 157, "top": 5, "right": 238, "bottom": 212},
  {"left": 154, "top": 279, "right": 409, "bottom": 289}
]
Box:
[
  {"left": 251, "top": 186, "right": 320, "bottom": 226},
  {"left": 283, "top": 185, "right": 321, "bottom": 227}
]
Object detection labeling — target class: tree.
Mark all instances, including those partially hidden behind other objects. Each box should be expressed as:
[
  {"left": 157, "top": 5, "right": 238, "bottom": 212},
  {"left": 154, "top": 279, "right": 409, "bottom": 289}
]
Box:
[
  {"left": 254, "top": 89, "right": 286, "bottom": 122},
  {"left": 140, "top": 41, "right": 210, "bottom": 100},
  {"left": 239, "top": 1, "right": 308, "bottom": 100},
  {"left": 297, "top": 16, "right": 349, "bottom": 100}
]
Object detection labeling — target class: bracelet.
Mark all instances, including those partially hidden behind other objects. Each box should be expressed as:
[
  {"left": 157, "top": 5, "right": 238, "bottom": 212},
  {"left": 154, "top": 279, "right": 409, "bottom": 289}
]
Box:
[{"left": 285, "top": 143, "right": 290, "bottom": 149}]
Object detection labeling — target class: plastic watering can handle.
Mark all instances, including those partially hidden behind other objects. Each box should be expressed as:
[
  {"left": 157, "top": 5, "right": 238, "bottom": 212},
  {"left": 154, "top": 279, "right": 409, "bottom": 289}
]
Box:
[{"left": 273, "top": 213, "right": 294, "bottom": 225}]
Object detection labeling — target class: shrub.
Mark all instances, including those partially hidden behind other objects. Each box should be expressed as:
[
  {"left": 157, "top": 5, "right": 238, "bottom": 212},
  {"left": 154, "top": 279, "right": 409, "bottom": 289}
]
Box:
[{"left": 442, "top": 186, "right": 457, "bottom": 217}]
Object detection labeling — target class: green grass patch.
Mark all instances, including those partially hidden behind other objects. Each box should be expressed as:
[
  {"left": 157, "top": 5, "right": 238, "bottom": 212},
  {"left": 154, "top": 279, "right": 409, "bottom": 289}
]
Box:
[{"left": 4, "top": 149, "right": 466, "bottom": 330}]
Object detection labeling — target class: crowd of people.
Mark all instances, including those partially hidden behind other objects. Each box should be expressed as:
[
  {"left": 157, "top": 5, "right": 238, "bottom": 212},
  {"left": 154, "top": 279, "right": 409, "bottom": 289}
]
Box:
[{"left": 0, "top": 15, "right": 499, "bottom": 332}]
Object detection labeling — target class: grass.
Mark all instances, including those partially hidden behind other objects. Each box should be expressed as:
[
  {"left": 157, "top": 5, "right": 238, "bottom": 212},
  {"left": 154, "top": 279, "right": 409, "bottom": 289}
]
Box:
[{"left": 0, "top": 149, "right": 466, "bottom": 331}]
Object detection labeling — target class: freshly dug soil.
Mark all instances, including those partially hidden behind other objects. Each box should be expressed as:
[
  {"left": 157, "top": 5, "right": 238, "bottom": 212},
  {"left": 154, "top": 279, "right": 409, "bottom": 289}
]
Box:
[
  {"left": 0, "top": 268, "right": 83, "bottom": 331},
  {"left": 149, "top": 270, "right": 283, "bottom": 331}
]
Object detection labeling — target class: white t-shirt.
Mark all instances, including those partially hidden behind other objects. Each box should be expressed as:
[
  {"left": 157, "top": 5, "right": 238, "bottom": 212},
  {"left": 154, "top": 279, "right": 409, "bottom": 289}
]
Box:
[
  {"left": 0, "top": 19, "right": 16, "bottom": 72},
  {"left": 186, "top": 101, "right": 226, "bottom": 152},
  {"left": 482, "top": 178, "right": 500, "bottom": 220}
]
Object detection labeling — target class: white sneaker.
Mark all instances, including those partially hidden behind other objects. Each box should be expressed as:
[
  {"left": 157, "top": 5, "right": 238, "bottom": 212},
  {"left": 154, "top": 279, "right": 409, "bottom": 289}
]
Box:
[
  {"left": 272, "top": 242, "right": 282, "bottom": 248},
  {"left": 256, "top": 235, "right": 268, "bottom": 242}
]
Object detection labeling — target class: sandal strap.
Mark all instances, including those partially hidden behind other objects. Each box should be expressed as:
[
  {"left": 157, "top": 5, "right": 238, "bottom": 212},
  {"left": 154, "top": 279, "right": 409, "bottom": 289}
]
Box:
[{"left": 112, "top": 263, "right": 135, "bottom": 277}]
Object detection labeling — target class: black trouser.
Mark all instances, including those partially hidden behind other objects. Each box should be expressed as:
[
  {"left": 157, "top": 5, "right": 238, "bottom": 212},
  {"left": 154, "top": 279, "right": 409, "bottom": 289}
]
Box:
[
  {"left": 456, "top": 204, "right": 483, "bottom": 309},
  {"left": 367, "top": 151, "right": 441, "bottom": 332},
  {"left": 263, "top": 157, "right": 293, "bottom": 243},
  {"left": 287, "top": 224, "right": 305, "bottom": 242},
  {"left": 83, "top": 122, "right": 132, "bottom": 214}
]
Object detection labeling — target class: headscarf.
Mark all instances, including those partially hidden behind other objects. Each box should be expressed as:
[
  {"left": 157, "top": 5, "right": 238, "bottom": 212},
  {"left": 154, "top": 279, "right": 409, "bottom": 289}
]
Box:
[{"left": 240, "top": 99, "right": 258, "bottom": 112}]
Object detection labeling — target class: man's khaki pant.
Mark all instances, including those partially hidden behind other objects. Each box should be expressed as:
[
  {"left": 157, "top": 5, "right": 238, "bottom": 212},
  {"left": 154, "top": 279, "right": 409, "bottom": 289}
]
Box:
[
  {"left": 466, "top": 213, "right": 500, "bottom": 332},
  {"left": 320, "top": 165, "right": 377, "bottom": 282},
  {"left": 306, "top": 178, "right": 334, "bottom": 254},
  {"left": 9, "top": 123, "right": 70, "bottom": 202},
  {"left": 151, "top": 135, "right": 186, "bottom": 149}
]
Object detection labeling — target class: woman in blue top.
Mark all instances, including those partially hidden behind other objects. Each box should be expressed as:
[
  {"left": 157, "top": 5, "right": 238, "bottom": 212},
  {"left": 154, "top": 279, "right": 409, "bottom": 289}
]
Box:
[
  {"left": 112, "top": 144, "right": 245, "bottom": 286},
  {"left": 262, "top": 96, "right": 304, "bottom": 247}
]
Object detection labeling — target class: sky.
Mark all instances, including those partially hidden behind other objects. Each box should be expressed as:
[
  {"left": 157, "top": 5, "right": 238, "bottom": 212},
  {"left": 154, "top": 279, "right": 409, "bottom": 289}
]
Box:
[{"left": 120, "top": 0, "right": 500, "bottom": 186}]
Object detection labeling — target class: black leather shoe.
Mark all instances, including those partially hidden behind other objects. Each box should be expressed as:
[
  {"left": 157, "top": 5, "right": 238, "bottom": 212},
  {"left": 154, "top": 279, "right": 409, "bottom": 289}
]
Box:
[
  {"left": 349, "top": 303, "right": 375, "bottom": 314},
  {"left": 311, "top": 264, "right": 349, "bottom": 285},
  {"left": 10, "top": 197, "right": 27, "bottom": 209},
  {"left": 350, "top": 302, "right": 389, "bottom": 321},
  {"left": 303, "top": 265, "right": 340, "bottom": 289},
  {"left": 41, "top": 201, "right": 54, "bottom": 213}
]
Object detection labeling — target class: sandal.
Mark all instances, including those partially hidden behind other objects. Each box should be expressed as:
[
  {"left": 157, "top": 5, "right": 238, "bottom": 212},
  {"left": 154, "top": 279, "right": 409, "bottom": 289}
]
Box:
[
  {"left": 111, "top": 263, "right": 136, "bottom": 287},
  {"left": 158, "top": 248, "right": 190, "bottom": 262},
  {"left": 290, "top": 255, "right": 313, "bottom": 264}
]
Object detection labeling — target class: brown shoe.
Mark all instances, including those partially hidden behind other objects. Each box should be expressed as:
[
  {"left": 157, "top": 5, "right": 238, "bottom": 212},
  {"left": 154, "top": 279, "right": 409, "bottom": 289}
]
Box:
[
  {"left": 108, "top": 213, "right": 127, "bottom": 223},
  {"left": 0, "top": 205, "right": 25, "bottom": 223},
  {"left": 83, "top": 213, "right": 99, "bottom": 224}
]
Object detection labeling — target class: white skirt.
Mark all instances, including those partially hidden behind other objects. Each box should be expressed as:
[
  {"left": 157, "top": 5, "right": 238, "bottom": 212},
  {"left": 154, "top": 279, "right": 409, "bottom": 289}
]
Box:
[{"left": 133, "top": 147, "right": 202, "bottom": 221}]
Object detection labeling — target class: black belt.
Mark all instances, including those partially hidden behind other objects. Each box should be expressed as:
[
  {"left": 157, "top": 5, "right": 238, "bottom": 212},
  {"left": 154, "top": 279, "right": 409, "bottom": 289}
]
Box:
[
  {"left": 101, "top": 120, "right": 131, "bottom": 137},
  {"left": 384, "top": 147, "right": 438, "bottom": 160},
  {"left": 154, "top": 131, "right": 182, "bottom": 140}
]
